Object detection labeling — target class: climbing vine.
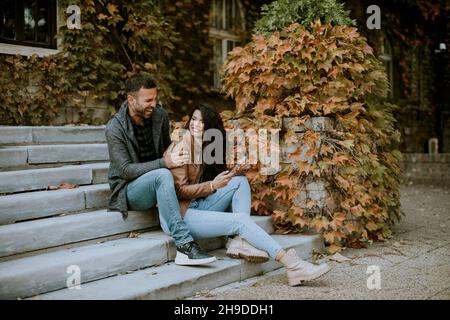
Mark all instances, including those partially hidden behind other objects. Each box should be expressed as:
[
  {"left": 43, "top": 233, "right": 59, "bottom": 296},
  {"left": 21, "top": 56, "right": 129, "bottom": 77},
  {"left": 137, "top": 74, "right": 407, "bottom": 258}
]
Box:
[
  {"left": 222, "top": 8, "right": 402, "bottom": 252},
  {"left": 1, "top": 0, "right": 264, "bottom": 124}
]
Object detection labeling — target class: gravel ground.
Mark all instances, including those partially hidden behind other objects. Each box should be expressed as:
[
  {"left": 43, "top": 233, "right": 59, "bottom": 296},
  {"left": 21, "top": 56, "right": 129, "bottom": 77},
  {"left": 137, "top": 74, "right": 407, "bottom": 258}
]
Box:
[{"left": 189, "top": 184, "right": 450, "bottom": 300}]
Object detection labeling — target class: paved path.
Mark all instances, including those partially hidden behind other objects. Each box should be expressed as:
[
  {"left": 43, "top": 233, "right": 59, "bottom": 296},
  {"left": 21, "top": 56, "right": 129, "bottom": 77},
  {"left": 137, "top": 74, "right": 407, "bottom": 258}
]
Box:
[{"left": 189, "top": 184, "right": 450, "bottom": 300}]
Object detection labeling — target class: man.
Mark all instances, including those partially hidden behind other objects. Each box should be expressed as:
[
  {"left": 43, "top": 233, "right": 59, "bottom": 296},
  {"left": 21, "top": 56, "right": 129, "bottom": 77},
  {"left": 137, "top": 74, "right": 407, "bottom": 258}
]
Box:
[{"left": 105, "top": 73, "right": 216, "bottom": 265}]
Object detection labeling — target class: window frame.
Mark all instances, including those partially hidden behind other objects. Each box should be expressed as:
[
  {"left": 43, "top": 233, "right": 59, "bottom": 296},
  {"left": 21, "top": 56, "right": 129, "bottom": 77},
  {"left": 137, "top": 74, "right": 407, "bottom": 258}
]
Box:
[
  {"left": 0, "top": 0, "right": 57, "bottom": 49},
  {"left": 378, "top": 34, "right": 395, "bottom": 100},
  {"left": 210, "top": 0, "right": 246, "bottom": 90}
]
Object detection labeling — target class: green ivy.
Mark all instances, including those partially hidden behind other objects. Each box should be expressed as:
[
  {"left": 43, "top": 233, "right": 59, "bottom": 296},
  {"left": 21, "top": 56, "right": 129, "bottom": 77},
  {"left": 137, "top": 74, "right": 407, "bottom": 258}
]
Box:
[
  {"left": 58, "top": 0, "right": 176, "bottom": 113},
  {"left": 0, "top": 54, "right": 68, "bottom": 125},
  {"left": 0, "top": 0, "right": 264, "bottom": 125},
  {"left": 254, "top": 0, "right": 356, "bottom": 35}
]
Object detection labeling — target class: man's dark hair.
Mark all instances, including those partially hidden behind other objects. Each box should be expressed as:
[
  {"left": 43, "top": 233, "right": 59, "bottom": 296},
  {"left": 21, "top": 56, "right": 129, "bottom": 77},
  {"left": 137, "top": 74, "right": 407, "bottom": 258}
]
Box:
[{"left": 125, "top": 73, "right": 157, "bottom": 95}]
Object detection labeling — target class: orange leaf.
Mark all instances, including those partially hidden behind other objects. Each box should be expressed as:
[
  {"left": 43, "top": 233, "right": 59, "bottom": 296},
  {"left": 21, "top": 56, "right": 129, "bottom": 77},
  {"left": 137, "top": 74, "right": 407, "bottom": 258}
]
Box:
[
  {"left": 327, "top": 244, "right": 344, "bottom": 254},
  {"left": 48, "top": 183, "right": 79, "bottom": 190},
  {"left": 306, "top": 200, "right": 317, "bottom": 209},
  {"left": 273, "top": 210, "right": 286, "bottom": 222},
  {"left": 311, "top": 216, "right": 329, "bottom": 232},
  {"left": 366, "top": 220, "right": 379, "bottom": 231},
  {"left": 292, "top": 206, "right": 304, "bottom": 217},
  {"left": 275, "top": 174, "right": 296, "bottom": 188},
  {"left": 254, "top": 35, "right": 266, "bottom": 51},
  {"left": 324, "top": 232, "right": 335, "bottom": 243}
]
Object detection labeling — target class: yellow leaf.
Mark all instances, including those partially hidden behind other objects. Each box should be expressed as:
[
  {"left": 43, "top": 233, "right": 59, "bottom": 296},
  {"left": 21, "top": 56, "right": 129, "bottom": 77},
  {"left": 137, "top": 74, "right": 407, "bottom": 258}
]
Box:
[
  {"left": 335, "top": 175, "right": 350, "bottom": 190},
  {"left": 311, "top": 216, "right": 329, "bottom": 232},
  {"left": 97, "top": 13, "right": 108, "bottom": 20},
  {"left": 306, "top": 200, "right": 317, "bottom": 209},
  {"left": 107, "top": 3, "right": 118, "bottom": 15},
  {"left": 292, "top": 206, "right": 304, "bottom": 217},
  {"left": 327, "top": 244, "right": 343, "bottom": 254},
  {"left": 293, "top": 217, "right": 307, "bottom": 228},
  {"left": 366, "top": 220, "right": 379, "bottom": 231},
  {"left": 324, "top": 232, "right": 335, "bottom": 243},
  {"left": 273, "top": 210, "right": 286, "bottom": 222},
  {"left": 352, "top": 63, "right": 365, "bottom": 73}
]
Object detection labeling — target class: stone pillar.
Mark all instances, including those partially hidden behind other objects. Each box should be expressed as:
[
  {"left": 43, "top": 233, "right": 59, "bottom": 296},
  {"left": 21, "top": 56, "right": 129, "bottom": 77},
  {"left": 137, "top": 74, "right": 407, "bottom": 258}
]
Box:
[{"left": 281, "top": 117, "right": 339, "bottom": 214}]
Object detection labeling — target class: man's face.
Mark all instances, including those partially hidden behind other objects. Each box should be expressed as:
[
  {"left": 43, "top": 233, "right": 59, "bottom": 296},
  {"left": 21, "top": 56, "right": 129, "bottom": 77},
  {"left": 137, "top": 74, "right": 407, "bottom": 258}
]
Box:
[{"left": 129, "top": 87, "right": 158, "bottom": 119}]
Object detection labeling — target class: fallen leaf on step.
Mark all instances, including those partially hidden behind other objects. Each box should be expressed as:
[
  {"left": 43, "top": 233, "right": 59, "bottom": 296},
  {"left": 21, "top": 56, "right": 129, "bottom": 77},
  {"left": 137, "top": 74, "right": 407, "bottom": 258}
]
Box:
[
  {"left": 128, "top": 232, "right": 140, "bottom": 238},
  {"left": 48, "top": 183, "right": 79, "bottom": 190},
  {"left": 327, "top": 252, "right": 351, "bottom": 263},
  {"left": 316, "top": 252, "right": 351, "bottom": 264}
]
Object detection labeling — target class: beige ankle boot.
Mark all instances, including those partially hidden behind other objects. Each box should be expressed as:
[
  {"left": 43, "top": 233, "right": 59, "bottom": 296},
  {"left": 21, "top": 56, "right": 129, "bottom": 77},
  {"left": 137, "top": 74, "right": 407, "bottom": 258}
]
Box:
[
  {"left": 280, "top": 249, "right": 330, "bottom": 286},
  {"left": 226, "top": 236, "right": 269, "bottom": 263}
]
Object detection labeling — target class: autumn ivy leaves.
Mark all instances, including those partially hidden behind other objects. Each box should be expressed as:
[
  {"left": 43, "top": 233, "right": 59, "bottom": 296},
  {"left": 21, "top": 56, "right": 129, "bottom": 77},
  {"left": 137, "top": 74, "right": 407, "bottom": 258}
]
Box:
[{"left": 221, "top": 21, "right": 401, "bottom": 253}]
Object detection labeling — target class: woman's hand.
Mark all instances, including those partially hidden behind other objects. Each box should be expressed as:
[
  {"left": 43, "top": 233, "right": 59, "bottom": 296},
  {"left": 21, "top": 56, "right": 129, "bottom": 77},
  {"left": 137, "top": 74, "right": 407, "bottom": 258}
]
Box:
[{"left": 211, "top": 171, "right": 233, "bottom": 190}]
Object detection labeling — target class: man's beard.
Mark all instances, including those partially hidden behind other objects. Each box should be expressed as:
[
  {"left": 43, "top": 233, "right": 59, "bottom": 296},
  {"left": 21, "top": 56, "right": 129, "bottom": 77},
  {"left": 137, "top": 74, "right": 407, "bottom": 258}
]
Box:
[{"left": 136, "top": 102, "right": 151, "bottom": 119}]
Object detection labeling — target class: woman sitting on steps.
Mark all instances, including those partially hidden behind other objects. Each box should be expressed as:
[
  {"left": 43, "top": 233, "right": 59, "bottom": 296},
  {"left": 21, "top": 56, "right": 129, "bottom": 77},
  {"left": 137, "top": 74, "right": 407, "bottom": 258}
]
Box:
[{"left": 164, "top": 103, "right": 330, "bottom": 286}]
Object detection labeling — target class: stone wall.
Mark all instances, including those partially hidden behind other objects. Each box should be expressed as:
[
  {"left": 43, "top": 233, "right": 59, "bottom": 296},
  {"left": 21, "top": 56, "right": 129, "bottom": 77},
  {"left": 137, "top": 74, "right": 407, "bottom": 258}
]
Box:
[
  {"left": 400, "top": 153, "right": 450, "bottom": 186},
  {"left": 280, "top": 117, "right": 338, "bottom": 215}
]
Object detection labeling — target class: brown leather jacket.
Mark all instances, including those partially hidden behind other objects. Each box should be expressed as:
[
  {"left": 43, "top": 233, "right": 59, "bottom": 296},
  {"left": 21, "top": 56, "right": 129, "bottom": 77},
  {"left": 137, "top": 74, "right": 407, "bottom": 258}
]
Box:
[{"left": 166, "top": 135, "right": 215, "bottom": 217}]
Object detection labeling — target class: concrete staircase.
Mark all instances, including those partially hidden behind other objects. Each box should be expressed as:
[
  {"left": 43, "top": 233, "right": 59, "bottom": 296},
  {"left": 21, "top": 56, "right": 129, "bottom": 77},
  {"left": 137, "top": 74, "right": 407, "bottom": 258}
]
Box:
[{"left": 0, "top": 126, "right": 325, "bottom": 300}]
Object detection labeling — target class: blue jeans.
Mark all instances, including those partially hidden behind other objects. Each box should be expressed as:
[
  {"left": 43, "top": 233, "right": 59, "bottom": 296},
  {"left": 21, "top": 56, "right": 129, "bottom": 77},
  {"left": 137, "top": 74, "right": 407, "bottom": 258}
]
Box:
[
  {"left": 176, "top": 176, "right": 282, "bottom": 259},
  {"left": 126, "top": 168, "right": 194, "bottom": 247}
]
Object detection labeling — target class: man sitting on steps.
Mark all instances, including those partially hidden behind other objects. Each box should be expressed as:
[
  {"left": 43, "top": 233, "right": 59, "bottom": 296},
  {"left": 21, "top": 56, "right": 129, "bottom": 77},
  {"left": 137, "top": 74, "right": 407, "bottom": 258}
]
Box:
[{"left": 105, "top": 73, "right": 216, "bottom": 266}]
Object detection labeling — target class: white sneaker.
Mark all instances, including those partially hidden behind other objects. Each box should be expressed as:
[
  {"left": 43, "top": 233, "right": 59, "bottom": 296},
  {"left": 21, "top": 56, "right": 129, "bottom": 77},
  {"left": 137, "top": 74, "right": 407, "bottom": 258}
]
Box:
[
  {"left": 226, "top": 236, "right": 269, "bottom": 263},
  {"left": 174, "top": 241, "right": 217, "bottom": 266}
]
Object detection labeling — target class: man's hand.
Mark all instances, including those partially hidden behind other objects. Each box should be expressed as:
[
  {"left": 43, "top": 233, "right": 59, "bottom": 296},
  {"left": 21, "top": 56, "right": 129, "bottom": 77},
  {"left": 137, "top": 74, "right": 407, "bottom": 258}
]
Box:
[
  {"left": 164, "top": 148, "right": 190, "bottom": 169},
  {"left": 211, "top": 171, "right": 233, "bottom": 190}
]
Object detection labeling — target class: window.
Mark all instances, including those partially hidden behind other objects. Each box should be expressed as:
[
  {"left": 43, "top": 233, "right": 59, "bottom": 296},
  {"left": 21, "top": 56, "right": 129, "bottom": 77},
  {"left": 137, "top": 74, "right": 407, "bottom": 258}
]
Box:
[
  {"left": 0, "top": 0, "right": 57, "bottom": 49},
  {"left": 210, "top": 0, "right": 245, "bottom": 90}
]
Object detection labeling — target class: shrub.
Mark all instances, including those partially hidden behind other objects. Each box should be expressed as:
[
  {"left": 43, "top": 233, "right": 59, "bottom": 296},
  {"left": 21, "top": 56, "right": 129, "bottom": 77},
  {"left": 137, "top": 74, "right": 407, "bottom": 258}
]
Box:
[
  {"left": 254, "top": 0, "right": 355, "bottom": 35},
  {"left": 222, "top": 20, "right": 402, "bottom": 252}
]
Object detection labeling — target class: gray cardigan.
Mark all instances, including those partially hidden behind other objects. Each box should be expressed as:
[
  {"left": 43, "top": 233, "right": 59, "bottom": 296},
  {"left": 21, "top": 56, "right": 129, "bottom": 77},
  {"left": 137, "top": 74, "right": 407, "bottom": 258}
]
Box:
[{"left": 105, "top": 101, "right": 171, "bottom": 218}]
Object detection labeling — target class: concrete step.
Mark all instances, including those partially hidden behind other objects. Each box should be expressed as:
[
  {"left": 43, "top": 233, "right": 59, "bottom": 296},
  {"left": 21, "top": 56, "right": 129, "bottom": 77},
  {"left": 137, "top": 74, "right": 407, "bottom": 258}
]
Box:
[
  {"left": 0, "top": 209, "right": 159, "bottom": 259},
  {"left": 0, "top": 126, "right": 106, "bottom": 146},
  {"left": 28, "top": 234, "right": 324, "bottom": 300},
  {"left": 0, "top": 144, "right": 109, "bottom": 168},
  {"left": 0, "top": 163, "right": 109, "bottom": 194},
  {"left": 0, "top": 216, "right": 274, "bottom": 300},
  {"left": 0, "top": 184, "right": 110, "bottom": 225}
]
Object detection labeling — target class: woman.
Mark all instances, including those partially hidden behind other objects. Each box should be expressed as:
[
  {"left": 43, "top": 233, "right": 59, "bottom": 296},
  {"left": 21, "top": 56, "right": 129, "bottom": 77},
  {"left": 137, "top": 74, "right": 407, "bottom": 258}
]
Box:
[{"left": 164, "top": 104, "right": 330, "bottom": 286}]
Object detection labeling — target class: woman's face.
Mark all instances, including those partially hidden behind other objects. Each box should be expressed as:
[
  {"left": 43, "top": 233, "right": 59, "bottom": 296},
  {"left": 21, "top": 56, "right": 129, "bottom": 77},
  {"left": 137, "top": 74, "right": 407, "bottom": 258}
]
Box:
[{"left": 189, "top": 109, "right": 204, "bottom": 136}]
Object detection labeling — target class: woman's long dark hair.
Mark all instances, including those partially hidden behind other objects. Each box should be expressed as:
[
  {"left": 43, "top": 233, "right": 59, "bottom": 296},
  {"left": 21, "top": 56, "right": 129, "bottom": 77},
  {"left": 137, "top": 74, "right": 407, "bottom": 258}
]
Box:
[{"left": 184, "top": 103, "right": 227, "bottom": 182}]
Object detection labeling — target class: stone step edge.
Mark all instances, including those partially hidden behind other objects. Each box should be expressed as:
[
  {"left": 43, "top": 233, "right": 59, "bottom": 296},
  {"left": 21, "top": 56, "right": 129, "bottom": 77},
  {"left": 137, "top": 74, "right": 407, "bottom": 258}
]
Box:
[
  {"left": 0, "top": 144, "right": 109, "bottom": 169},
  {"left": 0, "top": 209, "right": 159, "bottom": 259},
  {"left": 27, "top": 234, "right": 323, "bottom": 300},
  {"left": 0, "top": 162, "right": 109, "bottom": 194},
  {"left": 1, "top": 216, "right": 273, "bottom": 299},
  {"left": 0, "top": 184, "right": 110, "bottom": 225},
  {"left": 0, "top": 126, "right": 106, "bottom": 146}
]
